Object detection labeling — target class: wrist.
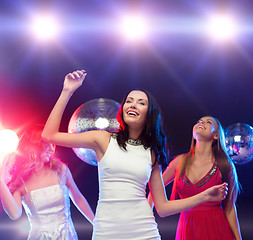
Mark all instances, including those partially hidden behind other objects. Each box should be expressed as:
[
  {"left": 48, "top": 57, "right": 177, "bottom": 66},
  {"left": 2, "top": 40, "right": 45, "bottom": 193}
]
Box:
[
  {"left": 61, "top": 88, "right": 74, "bottom": 96},
  {"left": 198, "top": 190, "right": 207, "bottom": 203},
  {"left": 60, "top": 89, "right": 75, "bottom": 103}
]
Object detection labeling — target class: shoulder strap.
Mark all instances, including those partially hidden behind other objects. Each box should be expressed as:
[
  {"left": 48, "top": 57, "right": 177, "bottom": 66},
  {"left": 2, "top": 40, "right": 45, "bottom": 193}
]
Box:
[{"left": 21, "top": 178, "right": 28, "bottom": 193}]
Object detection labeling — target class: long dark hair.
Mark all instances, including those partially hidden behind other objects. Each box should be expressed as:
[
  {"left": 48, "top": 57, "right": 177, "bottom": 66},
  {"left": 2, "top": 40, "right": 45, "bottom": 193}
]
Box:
[
  {"left": 171, "top": 116, "right": 240, "bottom": 212},
  {"left": 7, "top": 125, "right": 62, "bottom": 194},
  {"left": 116, "top": 89, "right": 168, "bottom": 166}
]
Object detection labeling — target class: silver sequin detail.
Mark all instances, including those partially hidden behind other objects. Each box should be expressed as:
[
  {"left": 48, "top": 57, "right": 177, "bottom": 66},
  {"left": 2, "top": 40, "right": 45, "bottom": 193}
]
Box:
[{"left": 110, "top": 133, "right": 142, "bottom": 146}]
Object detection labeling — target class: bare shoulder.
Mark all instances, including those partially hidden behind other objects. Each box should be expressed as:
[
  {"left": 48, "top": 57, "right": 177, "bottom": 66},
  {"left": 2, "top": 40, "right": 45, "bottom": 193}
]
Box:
[
  {"left": 62, "top": 163, "right": 75, "bottom": 179},
  {"left": 62, "top": 163, "right": 70, "bottom": 174},
  {"left": 94, "top": 130, "right": 110, "bottom": 144},
  {"left": 77, "top": 130, "right": 110, "bottom": 149},
  {"left": 164, "top": 154, "right": 184, "bottom": 172},
  {"left": 62, "top": 164, "right": 74, "bottom": 184},
  {"left": 171, "top": 154, "right": 184, "bottom": 165}
]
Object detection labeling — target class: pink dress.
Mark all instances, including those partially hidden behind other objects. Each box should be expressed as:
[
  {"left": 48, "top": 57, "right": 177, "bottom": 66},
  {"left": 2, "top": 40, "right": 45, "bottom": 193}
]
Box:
[{"left": 174, "top": 163, "right": 235, "bottom": 240}]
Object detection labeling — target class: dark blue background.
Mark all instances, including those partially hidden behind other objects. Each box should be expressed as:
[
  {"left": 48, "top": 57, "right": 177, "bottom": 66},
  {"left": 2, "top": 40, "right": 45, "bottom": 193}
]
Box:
[{"left": 0, "top": 1, "right": 252, "bottom": 239}]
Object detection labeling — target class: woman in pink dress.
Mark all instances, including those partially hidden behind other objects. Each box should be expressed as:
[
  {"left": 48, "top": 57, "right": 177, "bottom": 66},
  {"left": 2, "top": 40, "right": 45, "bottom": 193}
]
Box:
[{"left": 153, "top": 116, "right": 242, "bottom": 240}]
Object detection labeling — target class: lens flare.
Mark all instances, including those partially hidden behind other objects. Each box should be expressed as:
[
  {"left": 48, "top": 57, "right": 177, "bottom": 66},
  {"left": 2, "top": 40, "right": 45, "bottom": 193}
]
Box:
[
  {"left": 120, "top": 15, "right": 148, "bottom": 41},
  {"left": 31, "top": 15, "right": 59, "bottom": 41},
  {"left": 207, "top": 15, "right": 238, "bottom": 41},
  {"left": 0, "top": 129, "right": 19, "bottom": 154}
]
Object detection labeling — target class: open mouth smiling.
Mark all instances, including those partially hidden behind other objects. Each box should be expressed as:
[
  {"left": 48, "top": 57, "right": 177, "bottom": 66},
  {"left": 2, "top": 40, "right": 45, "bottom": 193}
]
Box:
[{"left": 127, "top": 110, "right": 138, "bottom": 116}]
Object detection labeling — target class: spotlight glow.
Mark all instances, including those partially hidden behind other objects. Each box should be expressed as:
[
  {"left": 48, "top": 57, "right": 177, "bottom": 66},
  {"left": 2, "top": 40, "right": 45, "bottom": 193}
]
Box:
[
  {"left": 31, "top": 15, "right": 59, "bottom": 40},
  {"left": 207, "top": 15, "right": 238, "bottom": 41},
  {"left": 0, "top": 129, "right": 19, "bottom": 154},
  {"left": 234, "top": 135, "right": 241, "bottom": 142},
  {"left": 120, "top": 15, "right": 148, "bottom": 41},
  {"left": 95, "top": 118, "right": 109, "bottom": 129}
]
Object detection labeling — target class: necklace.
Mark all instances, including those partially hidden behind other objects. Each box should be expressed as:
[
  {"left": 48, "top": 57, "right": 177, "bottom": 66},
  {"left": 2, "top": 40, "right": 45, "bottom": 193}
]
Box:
[
  {"left": 127, "top": 138, "right": 142, "bottom": 146},
  {"left": 110, "top": 133, "right": 142, "bottom": 146}
]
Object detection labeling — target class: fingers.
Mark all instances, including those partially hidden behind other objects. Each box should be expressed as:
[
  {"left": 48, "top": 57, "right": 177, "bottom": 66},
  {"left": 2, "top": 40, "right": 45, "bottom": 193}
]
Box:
[
  {"left": 222, "top": 182, "right": 228, "bottom": 193},
  {"left": 220, "top": 182, "right": 228, "bottom": 200},
  {"left": 216, "top": 182, "right": 228, "bottom": 191},
  {"left": 220, "top": 190, "right": 227, "bottom": 200},
  {"left": 66, "top": 73, "right": 75, "bottom": 79},
  {"left": 79, "top": 70, "right": 87, "bottom": 83},
  {"left": 66, "top": 70, "right": 87, "bottom": 80},
  {"left": 72, "top": 70, "right": 86, "bottom": 79}
]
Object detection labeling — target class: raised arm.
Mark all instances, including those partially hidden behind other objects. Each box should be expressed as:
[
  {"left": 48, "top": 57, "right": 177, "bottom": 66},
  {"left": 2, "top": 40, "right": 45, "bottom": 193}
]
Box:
[
  {"left": 149, "top": 162, "right": 227, "bottom": 218},
  {"left": 65, "top": 165, "right": 94, "bottom": 224},
  {"left": 42, "top": 70, "right": 109, "bottom": 159},
  {"left": 0, "top": 160, "right": 22, "bottom": 220}
]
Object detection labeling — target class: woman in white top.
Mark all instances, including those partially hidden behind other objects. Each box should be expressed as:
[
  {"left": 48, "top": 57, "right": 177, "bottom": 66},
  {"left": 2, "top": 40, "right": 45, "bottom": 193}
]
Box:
[
  {"left": 0, "top": 124, "right": 94, "bottom": 239},
  {"left": 42, "top": 70, "right": 228, "bottom": 240}
]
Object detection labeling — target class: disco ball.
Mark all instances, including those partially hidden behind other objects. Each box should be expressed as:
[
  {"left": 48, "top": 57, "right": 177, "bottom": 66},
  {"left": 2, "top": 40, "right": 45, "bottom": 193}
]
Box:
[
  {"left": 68, "top": 98, "right": 120, "bottom": 166},
  {"left": 225, "top": 123, "right": 253, "bottom": 164}
]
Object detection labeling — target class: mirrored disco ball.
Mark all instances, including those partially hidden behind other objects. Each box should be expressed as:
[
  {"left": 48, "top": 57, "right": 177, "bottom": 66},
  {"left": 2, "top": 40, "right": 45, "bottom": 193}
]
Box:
[
  {"left": 68, "top": 98, "right": 120, "bottom": 166},
  {"left": 225, "top": 123, "right": 253, "bottom": 164}
]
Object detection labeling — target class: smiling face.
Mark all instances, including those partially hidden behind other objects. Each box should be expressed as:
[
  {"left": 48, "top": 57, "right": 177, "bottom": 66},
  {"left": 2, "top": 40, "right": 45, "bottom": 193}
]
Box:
[
  {"left": 193, "top": 116, "right": 219, "bottom": 142},
  {"left": 122, "top": 90, "right": 149, "bottom": 131}
]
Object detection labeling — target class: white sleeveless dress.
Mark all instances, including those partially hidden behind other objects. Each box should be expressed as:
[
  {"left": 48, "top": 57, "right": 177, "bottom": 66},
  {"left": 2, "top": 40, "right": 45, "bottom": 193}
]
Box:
[
  {"left": 92, "top": 135, "right": 161, "bottom": 240},
  {"left": 22, "top": 165, "right": 78, "bottom": 240}
]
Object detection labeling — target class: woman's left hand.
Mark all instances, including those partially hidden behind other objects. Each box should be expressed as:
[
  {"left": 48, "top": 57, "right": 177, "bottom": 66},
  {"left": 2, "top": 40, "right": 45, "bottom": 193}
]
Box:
[{"left": 204, "top": 182, "right": 228, "bottom": 202}]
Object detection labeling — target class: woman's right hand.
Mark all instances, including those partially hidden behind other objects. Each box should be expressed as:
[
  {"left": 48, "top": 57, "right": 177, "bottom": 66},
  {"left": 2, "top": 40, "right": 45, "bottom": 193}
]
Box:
[{"left": 63, "top": 70, "right": 87, "bottom": 94}]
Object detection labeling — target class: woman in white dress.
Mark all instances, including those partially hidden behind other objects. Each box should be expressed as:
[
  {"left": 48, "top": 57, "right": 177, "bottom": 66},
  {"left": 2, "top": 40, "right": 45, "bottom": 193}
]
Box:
[
  {"left": 0, "top": 125, "right": 94, "bottom": 239},
  {"left": 42, "top": 70, "right": 228, "bottom": 240}
]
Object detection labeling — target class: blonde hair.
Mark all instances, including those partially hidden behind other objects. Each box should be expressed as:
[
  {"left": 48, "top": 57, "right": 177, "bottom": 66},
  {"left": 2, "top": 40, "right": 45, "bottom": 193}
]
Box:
[{"left": 7, "top": 125, "right": 62, "bottom": 194}]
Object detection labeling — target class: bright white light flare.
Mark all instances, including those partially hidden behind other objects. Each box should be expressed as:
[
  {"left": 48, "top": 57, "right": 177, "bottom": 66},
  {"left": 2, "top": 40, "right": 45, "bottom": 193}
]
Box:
[
  {"left": 0, "top": 129, "right": 19, "bottom": 154},
  {"left": 31, "top": 15, "right": 59, "bottom": 40},
  {"left": 95, "top": 118, "right": 109, "bottom": 129},
  {"left": 234, "top": 135, "right": 241, "bottom": 142},
  {"left": 120, "top": 15, "right": 148, "bottom": 41},
  {"left": 207, "top": 15, "right": 238, "bottom": 41}
]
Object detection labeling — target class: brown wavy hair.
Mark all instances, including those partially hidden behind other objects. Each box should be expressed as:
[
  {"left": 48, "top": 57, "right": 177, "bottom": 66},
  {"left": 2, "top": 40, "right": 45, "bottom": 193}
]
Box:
[
  {"left": 7, "top": 125, "right": 62, "bottom": 194},
  {"left": 171, "top": 116, "right": 240, "bottom": 212}
]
